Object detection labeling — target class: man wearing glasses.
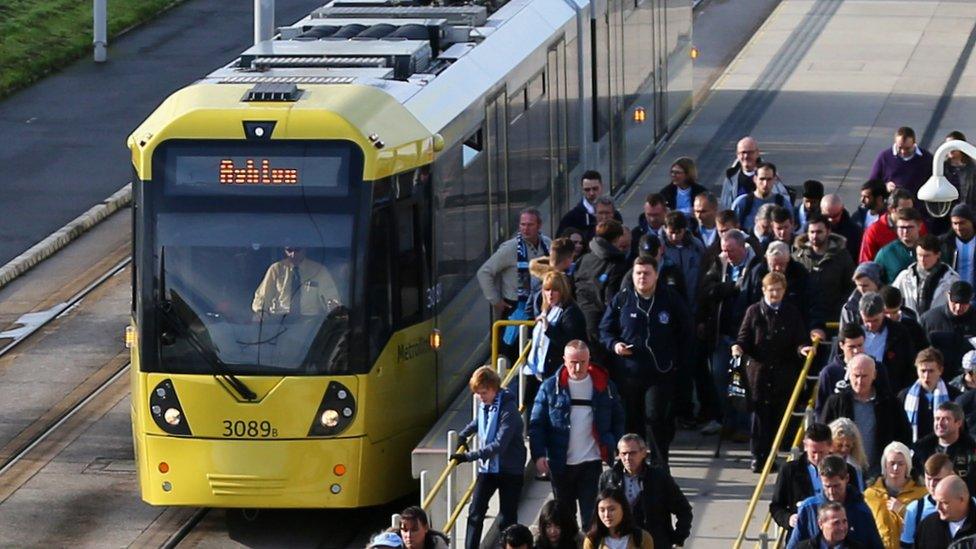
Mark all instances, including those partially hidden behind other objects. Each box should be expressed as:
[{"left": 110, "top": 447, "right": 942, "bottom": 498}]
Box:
[
  {"left": 719, "top": 136, "right": 789, "bottom": 211},
  {"left": 875, "top": 207, "right": 925, "bottom": 284}
]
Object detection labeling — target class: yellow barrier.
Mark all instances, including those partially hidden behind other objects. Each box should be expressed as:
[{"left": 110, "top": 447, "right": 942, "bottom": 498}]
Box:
[
  {"left": 733, "top": 335, "right": 822, "bottom": 549},
  {"left": 421, "top": 319, "right": 535, "bottom": 534}
]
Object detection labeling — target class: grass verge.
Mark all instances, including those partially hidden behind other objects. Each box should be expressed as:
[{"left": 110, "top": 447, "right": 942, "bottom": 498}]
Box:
[{"left": 0, "top": 0, "right": 182, "bottom": 99}]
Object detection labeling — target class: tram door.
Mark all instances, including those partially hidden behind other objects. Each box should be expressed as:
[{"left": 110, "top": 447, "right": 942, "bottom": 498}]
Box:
[
  {"left": 547, "top": 43, "right": 569, "bottom": 231},
  {"left": 485, "top": 90, "right": 510, "bottom": 251}
]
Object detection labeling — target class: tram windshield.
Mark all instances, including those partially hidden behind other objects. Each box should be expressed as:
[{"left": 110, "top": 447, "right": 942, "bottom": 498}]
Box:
[{"left": 149, "top": 140, "right": 364, "bottom": 375}]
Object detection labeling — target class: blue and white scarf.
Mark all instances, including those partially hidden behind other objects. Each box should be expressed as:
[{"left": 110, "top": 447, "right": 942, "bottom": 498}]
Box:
[
  {"left": 516, "top": 233, "right": 549, "bottom": 302},
  {"left": 525, "top": 306, "right": 564, "bottom": 377},
  {"left": 904, "top": 379, "right": 950, "bottom": 442},
  {"left": 477, "top": 393, "right": 502, "bottom": 473}
]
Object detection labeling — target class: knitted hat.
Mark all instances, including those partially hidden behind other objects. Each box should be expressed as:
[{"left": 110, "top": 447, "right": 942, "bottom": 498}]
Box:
[
  {"left": 852, "top": 261, "right": 882, "bottom": 287},
  {"left": 951, "top": 203, "right": 975, "bottom": 223}
]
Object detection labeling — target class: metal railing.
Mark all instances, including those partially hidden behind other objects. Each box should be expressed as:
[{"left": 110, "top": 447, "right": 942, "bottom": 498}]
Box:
[
  {"left": 400, "top": 319, "right": 536, "bottom": 546},
  {"left": 732, "top": 335, "right": 822, "bottom": 549}
]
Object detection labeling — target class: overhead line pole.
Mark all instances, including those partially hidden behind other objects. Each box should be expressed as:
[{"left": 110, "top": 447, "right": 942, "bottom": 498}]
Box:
[
  {"left": 255, "top": 0, "right": 275, "bottom": 45},
  {"left": 93, "top": 0, "right": 107, "bottom": 62}
]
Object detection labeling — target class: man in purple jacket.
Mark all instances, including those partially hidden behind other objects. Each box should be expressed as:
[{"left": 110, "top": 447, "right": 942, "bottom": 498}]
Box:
[{"left": 869, "top": 126, "right": 934, "bottom": 195}]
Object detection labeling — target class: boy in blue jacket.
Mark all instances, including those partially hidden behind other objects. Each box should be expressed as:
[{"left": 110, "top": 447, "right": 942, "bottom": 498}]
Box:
[
  {"left": 453, "top": 366, "right": 526, "bottom": 549},
  {"left": 787, "top": 455, "right": 883, "bottom": 548}
]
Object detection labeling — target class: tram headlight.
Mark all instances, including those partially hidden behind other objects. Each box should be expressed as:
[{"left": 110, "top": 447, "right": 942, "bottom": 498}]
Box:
[
  {"left": 149, "top": 379, "right": 192, "bottom": 436},
  {"left": 164, "top": 408, "right": 182, "bottom": 426},
  {"left": 320, "top": 409, "right": 340, "bottom": 428},
  {"left": 309, "top": 381, "right": 356, "bottom": 436}
]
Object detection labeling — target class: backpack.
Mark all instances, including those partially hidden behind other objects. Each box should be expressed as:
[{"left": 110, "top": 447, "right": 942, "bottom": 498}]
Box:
[{"left": 738, "top": 192, "right": 788, "bottom": 227}]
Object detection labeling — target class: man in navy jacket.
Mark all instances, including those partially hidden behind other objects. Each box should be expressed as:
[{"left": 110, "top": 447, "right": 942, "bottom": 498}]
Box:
[
  {"left": 529, "top": 340, "right": 625, "bottom": 526},
  {"left": 600, "top": 256, "right": 693, "bottom": 463}
]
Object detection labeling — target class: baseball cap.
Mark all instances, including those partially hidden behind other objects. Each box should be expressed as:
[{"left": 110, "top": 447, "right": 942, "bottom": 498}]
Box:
[
  {"left": 367, "top": 532, "right": 404, "bottom": 548},
  {"left": 639, "top": 233, "right": 661, "bottom": 258},
  {"left": 964, "top": 350, "right": 976, "bottom": 373}
]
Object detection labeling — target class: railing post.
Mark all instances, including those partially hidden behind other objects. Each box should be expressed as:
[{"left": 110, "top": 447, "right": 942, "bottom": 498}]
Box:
[
  {"left": 758, "top": 532, "right": 769, "bottom": 549},
  {"left": 446, "top": 430, "right": 458, "bottom": 546},
  {"left": 391, "top": 514, "right": 401, "bottom": 530},
  {"left": 420, "top": 470, "right": 429, "bottom": 510},
  {"left": 518, "top": 325, "right": 529, "bottom": 355}
]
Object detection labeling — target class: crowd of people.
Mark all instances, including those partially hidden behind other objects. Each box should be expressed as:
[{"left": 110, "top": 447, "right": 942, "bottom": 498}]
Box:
[{"left": 369, "top": 127, "right": 976, "bottom": 548}]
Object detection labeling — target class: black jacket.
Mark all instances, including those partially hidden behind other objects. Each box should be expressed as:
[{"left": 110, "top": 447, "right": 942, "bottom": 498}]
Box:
[
  {"left": 574, "top": 237, "right": 629, "bottom": 343},
  {"left": 829, "top": 208, "right": 863, "bottom": 264},
  {"left": 957, "top": 389, "right": 976, "bottom": 439},
  {"left": 599, "top": 285, "right": 694, "bottom": 381},
  {"left": 556, "top": 199, "right": 622, "bottom": 240},
  {"left": 871, "top": 318, "right": 917, "bottom": 392},
  {"left": 698, "top": 250, "right": 763, "bottom": 345},
  {"left": 912, "top": 432, "right": 976, "bottom": 493},
  {"left": 920, "top": 304, "right": 976, "bottom": 341},
  {"left": 939, "top": 231, "right": 976, "bottom": 281},
  {"left": 660, "top": 181, "right": 707, "bottom": 213},
  {"left": 736, "top": 300, "right": 808, "bottom": 406},
  {"left": 795, "top": 534, "right": 865, "bottom": 549},
  {"left": 914, "top": 502, "right": 976, "bottom": 548},
  {"left": 534, "top": 303, "right": 588, "bottom": 379},
  {"left": 770, "top": 453, "right": 862, "bottom": 530},
  {"left": 898, "top": 384, "right": 963, "bottom": 442},
  {"left": 598, "top": 459, "right": 693, "bottom": 547},
  {"left": 898, "top": 308, "right": 929, "bottom": 358},
  {"left": 744, "top": 260, "right": 826, "bottom": 331},
  {"left": 820, "top": 389, "right": 912, "bottom": 466}
]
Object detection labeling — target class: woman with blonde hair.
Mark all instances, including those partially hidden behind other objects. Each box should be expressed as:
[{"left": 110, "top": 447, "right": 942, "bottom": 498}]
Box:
[
  {"left": 829, "top": 417, "right": 867, "bottom": 490},
  {"left": 864, "top": 441, "right": 926, "bottom": 548},
  {"left": 525, "top": 270, "right": 587, "bottom": 402}
]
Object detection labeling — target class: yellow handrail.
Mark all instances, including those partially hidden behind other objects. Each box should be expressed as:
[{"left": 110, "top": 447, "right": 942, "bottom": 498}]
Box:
[
  {"left": 754, "top": 374, "right": 823, "bottom": 548},
  {"left": 421, "top": 320, "right": 535, "bottom": 519},
  {"left": 733, "top": 335, "right": 822, "bottom": 549}
]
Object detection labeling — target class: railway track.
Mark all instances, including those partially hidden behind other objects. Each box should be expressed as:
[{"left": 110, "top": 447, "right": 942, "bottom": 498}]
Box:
[{"left": 0, "top": 252, "right": 131, "bottom": 497}]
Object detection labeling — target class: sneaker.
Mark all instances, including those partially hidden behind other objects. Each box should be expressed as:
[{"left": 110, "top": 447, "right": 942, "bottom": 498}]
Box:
[{"left": 699, "top": 420, "right": 722, "bottom": 435}]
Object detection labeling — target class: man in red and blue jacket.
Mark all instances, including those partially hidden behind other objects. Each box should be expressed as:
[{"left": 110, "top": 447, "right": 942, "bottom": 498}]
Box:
[{"left": 529, "top": 339, "right": 625, "bottom": 527}]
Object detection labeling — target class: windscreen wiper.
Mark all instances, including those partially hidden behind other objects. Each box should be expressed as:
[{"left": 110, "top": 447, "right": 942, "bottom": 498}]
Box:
[
  {"left": 157, "top": 251, "right": 256, "bottom": 401},
  {"left": 157, "top": 299, "right": 258, "bottom": 401}
]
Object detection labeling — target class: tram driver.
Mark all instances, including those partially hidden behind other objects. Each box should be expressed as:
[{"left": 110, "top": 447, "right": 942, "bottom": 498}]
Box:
[{"left": 251, "top": 246, "right": 341, "bottom": 319}]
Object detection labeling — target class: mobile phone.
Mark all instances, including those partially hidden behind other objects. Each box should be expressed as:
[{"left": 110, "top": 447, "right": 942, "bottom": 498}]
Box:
[{"left": 625, "top": 344, "right": 635, "bottom": 349}]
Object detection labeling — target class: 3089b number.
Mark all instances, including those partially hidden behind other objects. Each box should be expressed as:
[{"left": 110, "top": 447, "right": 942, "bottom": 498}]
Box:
[{"left": 222, "top": 420, "right": 277, "bottom": 438}]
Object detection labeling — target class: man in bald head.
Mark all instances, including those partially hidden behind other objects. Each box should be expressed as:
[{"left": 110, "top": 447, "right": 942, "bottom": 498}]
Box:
[
  {"left": 914, "top": 475, "right": 976, "bottom": 545},
  {"left": 819, "top": 194, "right": 862, "bottom": 263},
  {"left": 719, "top": 136, "right": 790, "bottom": 210},
  {"left": 820, "top": 354, "right": 911, "bottom": 477}
]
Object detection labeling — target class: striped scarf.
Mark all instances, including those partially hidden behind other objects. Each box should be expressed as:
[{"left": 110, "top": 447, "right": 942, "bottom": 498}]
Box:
[{"left": 903, "top": 379, "right": 950, "bottom": 442}]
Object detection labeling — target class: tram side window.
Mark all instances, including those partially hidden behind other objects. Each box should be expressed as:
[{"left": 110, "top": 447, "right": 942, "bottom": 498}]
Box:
[
  {"left": 396, "top": 201, "right": 422, "bottom": 324},
  {"left": 367, "top": 209, "right": 393, "bottom": 360}
]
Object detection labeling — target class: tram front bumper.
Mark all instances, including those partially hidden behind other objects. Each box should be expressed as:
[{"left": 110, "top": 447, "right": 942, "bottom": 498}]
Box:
[{"left": 139, "top": 434, "right": 367, "bottom": 508}]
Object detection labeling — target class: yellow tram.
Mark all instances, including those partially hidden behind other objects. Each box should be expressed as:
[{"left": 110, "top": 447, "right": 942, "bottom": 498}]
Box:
[{"left": 127, "top": 0, "right": 691, "bottom": 508}]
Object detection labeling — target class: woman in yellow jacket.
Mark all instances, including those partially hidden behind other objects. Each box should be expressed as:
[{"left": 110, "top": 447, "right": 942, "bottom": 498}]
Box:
[
  {"left": 863, "top": 441, "right": 927, "bottom": 548},
  {"left": 583, "top": 489, "right": 654, "bottom": 549}
]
